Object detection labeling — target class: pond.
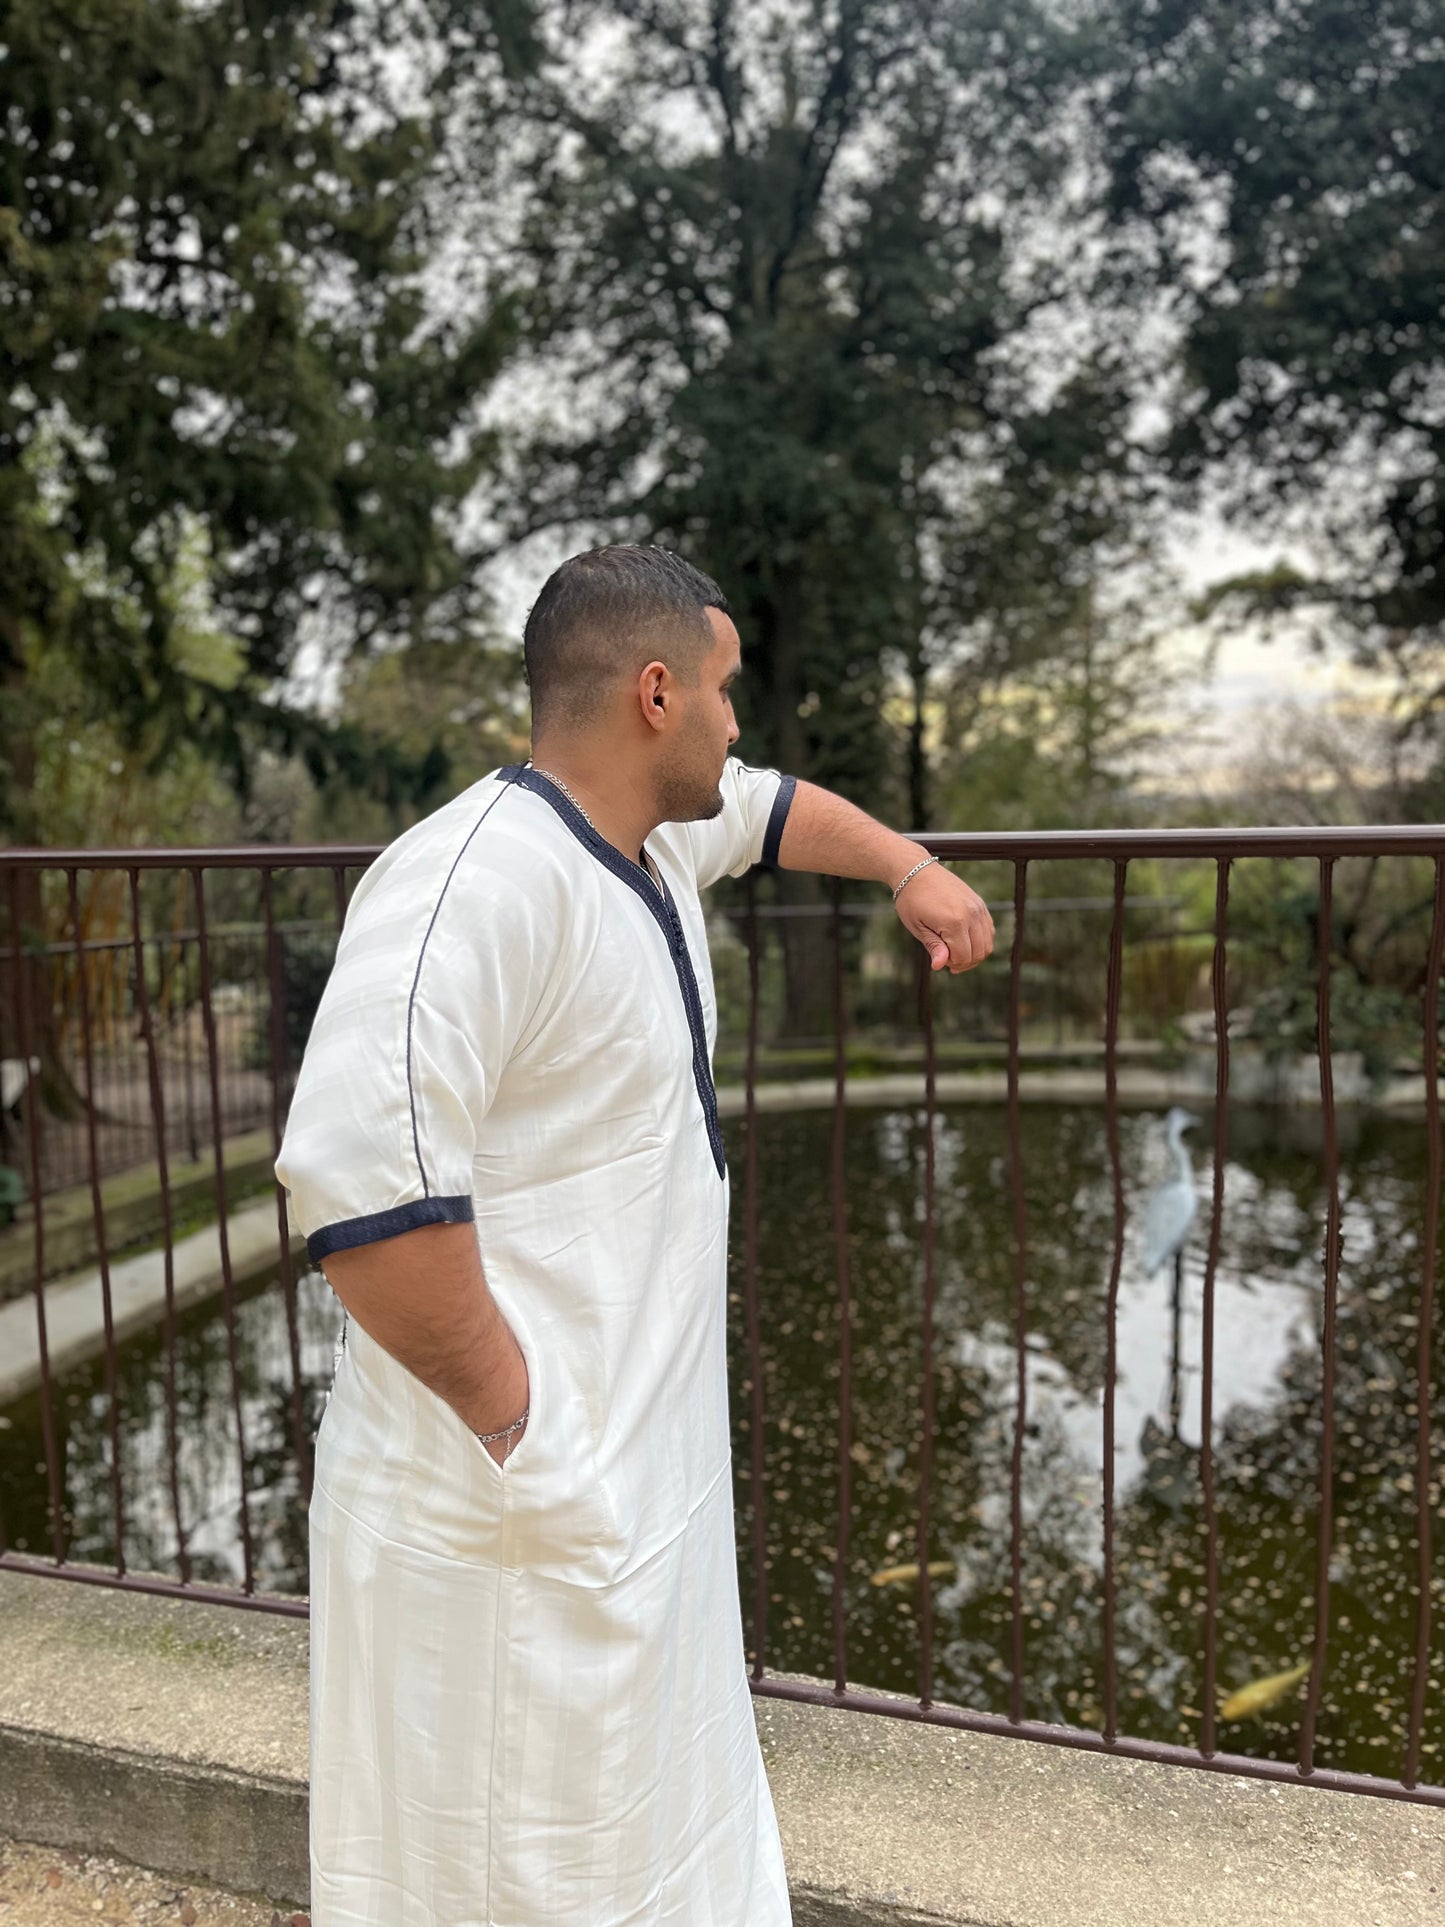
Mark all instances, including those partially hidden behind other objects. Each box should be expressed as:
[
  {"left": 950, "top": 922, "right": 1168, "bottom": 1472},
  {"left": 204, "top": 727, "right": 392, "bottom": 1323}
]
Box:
[{"left": 2, "top": 1102, "right": 1441, "bottom": 1784}]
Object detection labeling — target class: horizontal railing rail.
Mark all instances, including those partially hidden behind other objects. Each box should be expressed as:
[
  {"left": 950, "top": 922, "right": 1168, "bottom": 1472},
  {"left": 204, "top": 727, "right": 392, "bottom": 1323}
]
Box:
[
  {"left": 9, "top": 822, "right": 1445, "bottom": 867},
  {"left": 2, "top": 826, "right": 1442, "bottom": 1807}
]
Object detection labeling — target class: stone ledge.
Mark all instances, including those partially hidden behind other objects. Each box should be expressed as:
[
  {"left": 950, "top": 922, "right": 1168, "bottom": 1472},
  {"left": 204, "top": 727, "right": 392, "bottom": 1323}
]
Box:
[
  {"left": 0, "top": 1725, "right": 309, "bottom": 1907},
  {"left": 1, "top": 1569, "right": 1442, "bottom": 1925},
  {"left": 760, "top": 1690, "right": 1444, "bottom": 1926}
]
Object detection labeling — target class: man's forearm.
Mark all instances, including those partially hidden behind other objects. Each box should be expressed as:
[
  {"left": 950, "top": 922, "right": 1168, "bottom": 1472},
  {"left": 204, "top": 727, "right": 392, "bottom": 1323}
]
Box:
[
  {"left": 320, "top": 1221, "right": 528, "bottom": 1444},
  {"left": 774, "top": 778, "right": 921, "bottom": 889},
  {"left": 773, "top": 774, "right": 996, "bottom": 973}
]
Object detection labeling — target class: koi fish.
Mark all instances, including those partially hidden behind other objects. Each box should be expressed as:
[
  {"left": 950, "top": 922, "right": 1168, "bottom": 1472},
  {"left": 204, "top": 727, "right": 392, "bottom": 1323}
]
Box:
[
  {"left": 869, "top": 1560, "right": 955, "bottom": 1589},
  {"left": 1219, "top": 1661, "right": 1311, "bottom": 1722}
]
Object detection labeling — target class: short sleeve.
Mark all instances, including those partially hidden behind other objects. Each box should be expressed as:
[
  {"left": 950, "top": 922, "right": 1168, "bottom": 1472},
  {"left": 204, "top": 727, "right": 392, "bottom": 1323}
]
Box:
[
  {"left": 681, "top": 756, "right": 797, "bottom": 892},
  {"left": 275, "top": 832, "right": 554, "bottom": 1266}
]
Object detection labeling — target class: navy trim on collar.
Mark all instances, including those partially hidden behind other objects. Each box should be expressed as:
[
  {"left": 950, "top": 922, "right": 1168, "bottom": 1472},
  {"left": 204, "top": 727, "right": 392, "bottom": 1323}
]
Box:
[{"left": 497, "top": 765, "right": 726, "bottom": 1179}]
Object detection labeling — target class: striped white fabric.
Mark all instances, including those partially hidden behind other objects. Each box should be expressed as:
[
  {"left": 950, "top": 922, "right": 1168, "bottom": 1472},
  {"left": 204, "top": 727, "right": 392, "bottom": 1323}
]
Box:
[{"left": 277, "top": 756, "right": 797, "bottom": 1926}]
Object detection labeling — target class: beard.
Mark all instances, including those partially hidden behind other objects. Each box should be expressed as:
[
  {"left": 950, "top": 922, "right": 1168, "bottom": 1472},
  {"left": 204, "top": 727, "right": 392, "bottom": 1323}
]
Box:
[{"left": 653, "top": 711, "right": 726, "bottom": 823}]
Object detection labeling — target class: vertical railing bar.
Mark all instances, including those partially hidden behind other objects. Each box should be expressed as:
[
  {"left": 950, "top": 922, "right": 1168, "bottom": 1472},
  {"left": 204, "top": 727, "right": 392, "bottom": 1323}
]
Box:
[
  {"left": 915, "top": 946, "right": 939, "bottom": 1709},
  {"left": 179, "top": 876, "right": 199, "bottom": 1164},
  {"left": 101, "top": 906, "right": 122, "bottom": 1186},
  {"left": 66, "top": 867, "right": 127, "bottom": 1575},
  {"left": 0, "top": 888, "right": 7, "bottom": 1547},
  {"left": 1100, "top": 857, "right": 1128, "bottom": 1745},
  {"left": 1199, "top": 856, "right": 1232, "bottom": 1759},
  {"left": 0, "top": 900, "right": 16, "bottom": 1192},
  {"left": 829, "top": 875, "right": 853, "bottom": 1695},
  {"left": 742, "top": 870, "right": 770, "bottom": 1682},
  {"left": 1300, "top": 854, "right": 1341, "bottom": 1774},
  {"left": 127, "top": 870, "right": 190, "bottom": 1583},
  {"left": 117, "top": 913, "right": 135, "bottom": 1182},
  {"left": 1168, "top": 1254, "right": 1185, "bottom": 1437},
  {"left": 1006, "top": 857, "right": 1030, "bottom": 1724},
  {"left": 7, "top": 865, "right": 66, "bottom": 1563},
  {"left": 261, "top": 868, "right": 312, "bottom": 1506},
  {"left": 331, "top": 865, "right": 348, "bottom": 931},
  {"left": 191, "top": 864, "right": 256, "bottom": 1594},
  {"left": 1404, "top": 853, "right": 1445, "bottom": 1788}
]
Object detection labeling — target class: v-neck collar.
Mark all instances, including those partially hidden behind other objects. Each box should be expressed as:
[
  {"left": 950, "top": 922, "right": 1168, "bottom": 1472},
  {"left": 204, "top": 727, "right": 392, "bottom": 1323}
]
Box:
[{"left": 496, "top": 764, "right": 726, "bottom": 1178}]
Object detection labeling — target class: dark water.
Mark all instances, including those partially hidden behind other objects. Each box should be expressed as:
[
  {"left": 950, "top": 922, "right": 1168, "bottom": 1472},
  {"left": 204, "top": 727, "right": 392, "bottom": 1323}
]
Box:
[{"left": 3, "top": 1103, "right": 1442, "bottom": 1783}]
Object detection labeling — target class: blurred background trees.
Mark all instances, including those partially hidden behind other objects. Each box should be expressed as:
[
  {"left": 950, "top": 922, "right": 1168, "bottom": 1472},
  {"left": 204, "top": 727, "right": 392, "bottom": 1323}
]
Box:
[
  {"left": 1095, "top": 0, "right": 1445, "bottom": 798},
  {"left": 0, "top": 0, "right": 525, "bottom": 857},
  {"left": 2, "top": 0, "right": 1441, "bottom": 863}
]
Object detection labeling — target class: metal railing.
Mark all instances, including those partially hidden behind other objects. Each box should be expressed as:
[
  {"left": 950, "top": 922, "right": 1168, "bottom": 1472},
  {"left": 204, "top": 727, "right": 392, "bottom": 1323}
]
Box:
[
  {"left": 0, "top": 920, "right": 346, "bottom": 1196},
  {"left": 1, "top": 826, "right": 1442, "bottom": 1808}
]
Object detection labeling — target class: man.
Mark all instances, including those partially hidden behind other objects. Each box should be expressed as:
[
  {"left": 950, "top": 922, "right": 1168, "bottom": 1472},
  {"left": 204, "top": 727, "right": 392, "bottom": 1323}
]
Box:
[{"left": 276, "top": 545, "right": 994, "bottom": 1926}]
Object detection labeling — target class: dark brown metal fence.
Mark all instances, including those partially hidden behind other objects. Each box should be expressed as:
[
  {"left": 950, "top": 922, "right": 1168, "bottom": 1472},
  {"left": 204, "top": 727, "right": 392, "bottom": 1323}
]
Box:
[{"left": 1, "top": 827, "right": 1442, "bottom": 1808}]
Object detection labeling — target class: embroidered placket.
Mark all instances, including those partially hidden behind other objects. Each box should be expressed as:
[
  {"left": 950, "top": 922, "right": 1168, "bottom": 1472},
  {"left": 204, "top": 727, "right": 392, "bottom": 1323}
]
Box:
[{"left": 497, "top": 766, "right": 727, "bottom": 1178}]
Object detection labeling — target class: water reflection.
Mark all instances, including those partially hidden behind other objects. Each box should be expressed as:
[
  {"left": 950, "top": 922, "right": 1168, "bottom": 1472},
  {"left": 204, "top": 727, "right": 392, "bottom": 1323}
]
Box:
[
  {"left": 0, "top": 1269, "right": 338, "bottom": 1595},
  {"left": 1, "top": 1104, "right": 1440, "bottom": 1781},
  {"left": 727, "top": 1102, "right": 1442, "bottom": 1781}
]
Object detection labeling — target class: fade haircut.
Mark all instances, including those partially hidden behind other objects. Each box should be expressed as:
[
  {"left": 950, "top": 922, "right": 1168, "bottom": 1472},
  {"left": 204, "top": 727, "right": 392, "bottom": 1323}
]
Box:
[{"left": 523, "top": 545, "right": 731, "bottom": 734}]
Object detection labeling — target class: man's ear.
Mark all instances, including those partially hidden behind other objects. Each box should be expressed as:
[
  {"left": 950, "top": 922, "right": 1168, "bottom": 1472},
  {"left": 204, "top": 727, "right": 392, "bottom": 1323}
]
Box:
[{"left": 643, "top": 659, "right": 670, "bottom": 724}]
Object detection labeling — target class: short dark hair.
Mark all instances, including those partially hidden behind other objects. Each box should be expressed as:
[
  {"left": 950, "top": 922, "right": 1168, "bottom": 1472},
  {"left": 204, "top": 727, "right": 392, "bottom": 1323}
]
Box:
[{"left": 523, "top": 545, "right": 731, "bottom": 733}]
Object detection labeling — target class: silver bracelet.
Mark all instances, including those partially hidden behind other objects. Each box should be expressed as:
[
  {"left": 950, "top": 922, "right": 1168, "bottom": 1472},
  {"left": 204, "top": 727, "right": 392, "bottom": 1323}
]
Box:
[
  {"left": 477, "top": 1406, "right": 529, "bottom": 1444},
  {"left": 891, "top": 854, "right": 939, "bottom": 903}
]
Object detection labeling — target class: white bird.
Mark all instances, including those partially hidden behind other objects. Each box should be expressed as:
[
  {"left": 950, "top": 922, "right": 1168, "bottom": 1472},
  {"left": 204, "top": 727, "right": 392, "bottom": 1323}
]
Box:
[
  {"left": 1141, "top": 1106, "right": 1202, "bottom": 1280},
  {"left": 1, "top": 1056, "right": 40, "bottom": 1115}
]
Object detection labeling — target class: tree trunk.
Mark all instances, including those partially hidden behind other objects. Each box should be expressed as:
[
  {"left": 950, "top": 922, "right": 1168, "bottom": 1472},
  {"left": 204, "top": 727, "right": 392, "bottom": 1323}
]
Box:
[
  {"left": 1, "top": 621, "right": 87, "bottom": 1188},
  {"left": 0, "top": 609, "right": 41, "bottom": 1072},
  {"left": 751, "top": 577, "right": 835, "bottom": 1041},
  {"left": 905, "top": 628, "right": 930, "bottom": 833}
]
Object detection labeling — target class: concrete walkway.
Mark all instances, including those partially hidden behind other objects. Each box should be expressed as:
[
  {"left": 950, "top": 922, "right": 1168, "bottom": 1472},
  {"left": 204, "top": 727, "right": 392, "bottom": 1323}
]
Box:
[
  {"left": 715, "top": 1065, "right": 1197, "bottom": 1116},
  {"left": 0, "top": 1129, "right": 280, "bottom": 1301},
  {"left": 0, "top": 1203, "right": 307, "bottom": 1404},
  {"left": 0, "top": 1835, "right": 286, "bottom": 1925},
  {"left": 0, "top": 1570, "right": 1440, "bottom": 1924},
  {"left": 716, "top": 1059, "right": 1444, "bottom": 1118}
]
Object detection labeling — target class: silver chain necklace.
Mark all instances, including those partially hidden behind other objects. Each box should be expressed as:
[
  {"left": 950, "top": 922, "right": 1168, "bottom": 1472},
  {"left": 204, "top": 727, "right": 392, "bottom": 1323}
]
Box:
[
  {"left": 529, "top": 763, "right": 594, "bottom": 828},
  {"left": 529, "top": 763, "right": 662, "bottom": 892}
]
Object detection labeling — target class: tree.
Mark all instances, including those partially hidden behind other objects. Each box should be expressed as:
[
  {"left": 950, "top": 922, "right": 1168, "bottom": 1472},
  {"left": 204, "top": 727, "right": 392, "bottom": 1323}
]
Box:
[
  {"left": 1207, "top": 695, "right": 1442, "bottom": 1078},
  {"left": 460, "top": 0, "right": 1155, "bottom": 1023},
  {"left": 933, "top": 561, "right": 1206, "bottom": 834},
  {"left": 323, "top": 630, "right": 533, "bottom": 840},
  {"left": 466, "top": 0, "right": 1150, "bottom": 804},
  {"left": 1, "top": 0, "right": 526, "bottom": 839},
  {"left": 0, "top": 0, "right": 524, "bottom": 1104},
  {"left": 1095, "top": 0, "right": 1445, "bottom": 771}
]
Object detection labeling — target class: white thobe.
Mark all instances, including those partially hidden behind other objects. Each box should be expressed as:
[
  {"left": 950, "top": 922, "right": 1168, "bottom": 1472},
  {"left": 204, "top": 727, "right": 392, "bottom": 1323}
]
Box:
[{"left": 275, "top": 755, "right": 798, "bottom": 1927}]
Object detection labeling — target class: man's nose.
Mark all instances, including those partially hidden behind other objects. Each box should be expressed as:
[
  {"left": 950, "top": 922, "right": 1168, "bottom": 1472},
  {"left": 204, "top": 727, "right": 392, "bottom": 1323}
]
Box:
[{"left": 727, "top": 715, "right": 740, "bottom": 746}]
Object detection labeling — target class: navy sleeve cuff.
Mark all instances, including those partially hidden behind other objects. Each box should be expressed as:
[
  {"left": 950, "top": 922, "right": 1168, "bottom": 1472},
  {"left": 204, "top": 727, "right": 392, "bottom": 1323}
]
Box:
[
  {"left": 761, "top": 774, "right": 797, "bottom": 870},
  {"left": 305, "top": 1193, "right": 475, "bottom": 1264}
]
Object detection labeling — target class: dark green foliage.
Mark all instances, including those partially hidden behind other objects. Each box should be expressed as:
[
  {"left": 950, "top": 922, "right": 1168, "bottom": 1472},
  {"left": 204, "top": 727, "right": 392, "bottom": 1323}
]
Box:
[
  {"left": 240, "top": 926, "right": 338, "bottom": 1079},
  {"left": 0, "top": 0, "right": 523, "bottom": 839},
  {"left": 482, "top": 0, "right": 1149, "bottom": 823},
  {"left": 0, "top": 1163, "right": 25, "bottom": 1224},
  {"left": 1096, "top": 0, "right": 1445, "bottom": 748},
  {"left": 1226, "top": 865, "right": 1430, "bottom": 1078}
]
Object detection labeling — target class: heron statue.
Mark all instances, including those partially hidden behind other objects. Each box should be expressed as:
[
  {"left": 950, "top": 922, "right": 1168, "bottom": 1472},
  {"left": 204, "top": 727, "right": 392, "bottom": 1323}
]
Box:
[{"left": 1142, "top": 1105, "right": 1202, "bottom": 1439}]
